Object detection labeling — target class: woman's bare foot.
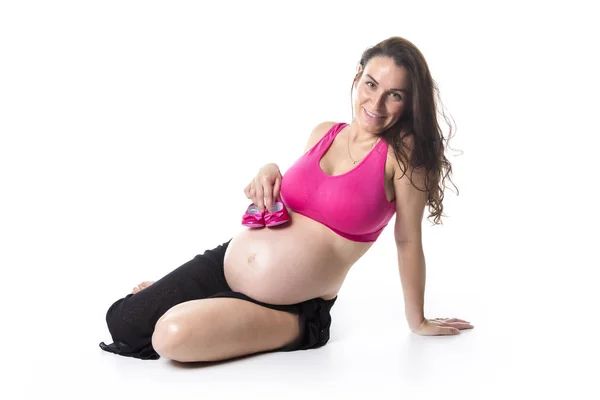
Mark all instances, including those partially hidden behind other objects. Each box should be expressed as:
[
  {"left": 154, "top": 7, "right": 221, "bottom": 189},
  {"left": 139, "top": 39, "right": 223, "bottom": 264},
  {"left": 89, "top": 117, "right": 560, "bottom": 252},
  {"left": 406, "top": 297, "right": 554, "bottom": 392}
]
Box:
[{"left": 131, "top": 281, "right": 156, "bottom": 294}]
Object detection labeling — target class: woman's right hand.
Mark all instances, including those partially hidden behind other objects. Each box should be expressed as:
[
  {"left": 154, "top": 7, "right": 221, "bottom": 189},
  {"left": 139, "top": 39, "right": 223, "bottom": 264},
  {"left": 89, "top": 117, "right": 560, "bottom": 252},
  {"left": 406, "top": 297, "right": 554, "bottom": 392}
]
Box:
[{"left": 244, "top": 163, "right": 283, "bottom": 213}]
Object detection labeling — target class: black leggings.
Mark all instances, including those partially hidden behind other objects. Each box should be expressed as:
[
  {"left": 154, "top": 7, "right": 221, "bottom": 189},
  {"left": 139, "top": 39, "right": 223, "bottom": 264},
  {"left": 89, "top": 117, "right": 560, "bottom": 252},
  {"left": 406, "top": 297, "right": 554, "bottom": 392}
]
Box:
[{"left": 99, "top": 238, "right": 338, "bottom": 360}]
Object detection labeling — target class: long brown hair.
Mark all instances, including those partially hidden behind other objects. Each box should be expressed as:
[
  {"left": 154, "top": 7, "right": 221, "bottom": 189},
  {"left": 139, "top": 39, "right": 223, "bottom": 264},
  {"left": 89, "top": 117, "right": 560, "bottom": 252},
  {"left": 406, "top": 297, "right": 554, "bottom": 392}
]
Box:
[{"left": 351, "top": 36, "right": 459, "bottom": 225}]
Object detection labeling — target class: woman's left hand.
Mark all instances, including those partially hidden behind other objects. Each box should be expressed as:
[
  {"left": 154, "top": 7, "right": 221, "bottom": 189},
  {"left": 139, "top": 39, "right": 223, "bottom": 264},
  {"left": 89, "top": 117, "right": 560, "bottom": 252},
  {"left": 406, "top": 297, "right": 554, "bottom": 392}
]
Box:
[{"left": 411, "top": 317, "right": 474, "bottom": 336}]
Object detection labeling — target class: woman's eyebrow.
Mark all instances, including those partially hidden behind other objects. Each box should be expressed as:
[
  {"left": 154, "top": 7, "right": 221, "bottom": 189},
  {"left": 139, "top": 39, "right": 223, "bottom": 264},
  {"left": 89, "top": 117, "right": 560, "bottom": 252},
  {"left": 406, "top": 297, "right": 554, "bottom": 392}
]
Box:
[{"left": 366, "top": 74, "right": 408, "bottom": 93}]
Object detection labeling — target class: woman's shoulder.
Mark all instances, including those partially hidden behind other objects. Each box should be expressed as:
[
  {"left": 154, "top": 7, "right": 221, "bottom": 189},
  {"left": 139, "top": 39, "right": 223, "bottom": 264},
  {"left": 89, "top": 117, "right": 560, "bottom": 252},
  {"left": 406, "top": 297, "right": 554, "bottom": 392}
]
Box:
[{"left": 303, "top": 121, "right": 339, "bottom": 152}]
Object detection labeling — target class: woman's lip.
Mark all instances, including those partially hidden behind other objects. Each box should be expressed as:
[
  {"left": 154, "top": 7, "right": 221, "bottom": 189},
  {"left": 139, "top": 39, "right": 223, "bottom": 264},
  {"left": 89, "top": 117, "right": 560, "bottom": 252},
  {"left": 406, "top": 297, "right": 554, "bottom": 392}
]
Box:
[{"left": 363, "top": 107, "right": 385, "bottom": 118}]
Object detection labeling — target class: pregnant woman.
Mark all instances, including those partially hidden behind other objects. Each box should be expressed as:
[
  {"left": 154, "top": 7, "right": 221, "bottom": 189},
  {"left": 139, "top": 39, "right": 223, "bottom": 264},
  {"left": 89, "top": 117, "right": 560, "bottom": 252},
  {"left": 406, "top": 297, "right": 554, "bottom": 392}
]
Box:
[{"left": 99, "top": 36, "right": 473, "bottom": 362}]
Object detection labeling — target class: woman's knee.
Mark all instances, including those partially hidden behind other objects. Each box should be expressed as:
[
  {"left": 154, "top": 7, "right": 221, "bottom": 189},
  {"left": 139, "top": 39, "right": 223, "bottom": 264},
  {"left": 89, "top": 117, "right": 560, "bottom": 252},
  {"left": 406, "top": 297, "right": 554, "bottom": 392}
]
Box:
[{"left": 151, "top": 317, "right": 191, "bottom": 359}]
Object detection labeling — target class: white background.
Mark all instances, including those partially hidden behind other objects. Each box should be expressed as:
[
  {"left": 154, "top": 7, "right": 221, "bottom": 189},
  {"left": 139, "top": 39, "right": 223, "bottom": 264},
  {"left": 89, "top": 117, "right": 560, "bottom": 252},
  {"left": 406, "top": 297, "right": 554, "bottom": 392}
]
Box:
[{"left": 1, "top": 0, "right": 598, "bottom": 398}]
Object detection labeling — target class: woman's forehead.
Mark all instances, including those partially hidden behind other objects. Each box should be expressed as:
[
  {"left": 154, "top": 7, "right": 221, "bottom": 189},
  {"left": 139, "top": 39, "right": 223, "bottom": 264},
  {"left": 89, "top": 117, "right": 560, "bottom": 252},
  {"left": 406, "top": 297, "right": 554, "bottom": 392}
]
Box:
[{"left": 364, "top": 57, "right": 409, "bottom": 88}]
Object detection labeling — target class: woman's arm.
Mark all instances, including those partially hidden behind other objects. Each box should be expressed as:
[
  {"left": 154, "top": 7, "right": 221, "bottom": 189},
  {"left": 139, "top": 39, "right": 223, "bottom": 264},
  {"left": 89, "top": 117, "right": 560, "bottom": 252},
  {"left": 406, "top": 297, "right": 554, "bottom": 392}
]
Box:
[
  {"left": 391, "top": 150, "right": 474, "bottom": 335},
  {"left": 391, "top": 140, "right": 428, "bottom": 329},
  {"left": 397, "top": 242, "right": 426, "bottom": 330}
]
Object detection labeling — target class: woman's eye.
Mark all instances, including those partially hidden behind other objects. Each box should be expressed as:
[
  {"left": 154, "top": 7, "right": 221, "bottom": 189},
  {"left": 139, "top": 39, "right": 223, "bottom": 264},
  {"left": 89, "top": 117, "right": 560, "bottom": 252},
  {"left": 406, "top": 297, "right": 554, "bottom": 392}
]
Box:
[{"left": 366, "top": 81, "right": 401, "bottom": 100}]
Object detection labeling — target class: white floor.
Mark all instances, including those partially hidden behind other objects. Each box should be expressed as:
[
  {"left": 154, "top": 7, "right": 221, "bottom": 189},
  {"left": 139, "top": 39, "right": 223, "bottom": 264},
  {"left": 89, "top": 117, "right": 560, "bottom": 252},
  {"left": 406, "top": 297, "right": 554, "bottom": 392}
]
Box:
[{"left": 6, "top": 224, "right": 598, "bottom": 399}]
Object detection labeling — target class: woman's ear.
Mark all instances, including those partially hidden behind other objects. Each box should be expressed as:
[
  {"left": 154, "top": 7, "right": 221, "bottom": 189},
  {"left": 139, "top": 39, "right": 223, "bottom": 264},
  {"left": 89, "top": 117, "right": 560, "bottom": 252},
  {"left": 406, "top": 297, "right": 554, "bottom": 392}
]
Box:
[{"left": 353, "top": 65, "right": 363, "bottom": 88}]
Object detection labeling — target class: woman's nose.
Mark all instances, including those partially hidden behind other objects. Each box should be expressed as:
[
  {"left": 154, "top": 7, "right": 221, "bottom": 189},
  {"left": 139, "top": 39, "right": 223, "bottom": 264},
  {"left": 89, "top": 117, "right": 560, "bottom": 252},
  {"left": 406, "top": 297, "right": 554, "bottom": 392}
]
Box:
[{"left": 370, "top": 92, "right": 385, "bottom": 111}]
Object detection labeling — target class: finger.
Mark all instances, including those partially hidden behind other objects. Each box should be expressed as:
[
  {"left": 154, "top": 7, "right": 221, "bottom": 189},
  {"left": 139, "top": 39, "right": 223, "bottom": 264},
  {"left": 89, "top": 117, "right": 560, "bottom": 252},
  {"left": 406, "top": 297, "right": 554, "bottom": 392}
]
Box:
[
  {"left": 244, "top": 185, "right": 251, "bottom": 199},
  {"left": 445, "top": 318, "right": 470, "bottom": 324},
  {"left": 252, "top": 179, "right": 264, "bottom": 210},
  {"left": 263, "top": 182, "right": 273, "bottom": 212},
  {"left": 273, "top": 176, "right": 281, "bottom": 201},
  {"left": 439, "top": 326, "right": 460, "bottom": 335},
  {"left": 443, "top": 321, "right": 474, "bottom": 329}
]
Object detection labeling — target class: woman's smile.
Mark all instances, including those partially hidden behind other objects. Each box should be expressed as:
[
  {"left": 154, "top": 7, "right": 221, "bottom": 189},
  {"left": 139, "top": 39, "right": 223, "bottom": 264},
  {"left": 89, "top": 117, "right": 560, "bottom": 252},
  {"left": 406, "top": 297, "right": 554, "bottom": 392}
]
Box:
[{"left": 363, "top": 107, "right": 385, "bottom": 121}]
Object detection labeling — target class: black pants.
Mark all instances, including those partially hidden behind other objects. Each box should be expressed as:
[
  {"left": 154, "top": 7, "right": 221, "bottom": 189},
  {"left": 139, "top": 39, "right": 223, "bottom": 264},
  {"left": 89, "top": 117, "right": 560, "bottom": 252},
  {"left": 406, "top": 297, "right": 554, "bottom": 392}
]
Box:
[{"left": 99, "top": 238, "right": 338, "bottom": 360}]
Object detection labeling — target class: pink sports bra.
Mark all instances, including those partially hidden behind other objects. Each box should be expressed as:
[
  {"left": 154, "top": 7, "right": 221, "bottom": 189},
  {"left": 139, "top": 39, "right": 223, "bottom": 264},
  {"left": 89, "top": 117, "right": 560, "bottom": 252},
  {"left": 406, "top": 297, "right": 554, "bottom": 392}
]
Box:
[{"left": 280, "top": 122, "right": 396, "bottom": 242}]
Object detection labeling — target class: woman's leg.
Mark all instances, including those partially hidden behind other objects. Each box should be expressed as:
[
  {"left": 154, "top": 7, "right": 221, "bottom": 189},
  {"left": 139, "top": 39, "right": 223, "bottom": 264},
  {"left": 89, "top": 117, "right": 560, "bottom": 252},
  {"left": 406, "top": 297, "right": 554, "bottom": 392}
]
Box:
[
  {"left": 207, "top": 291, "right": 338, "bottom": 352},
  {"left": 99, "top": 238, "right": 232, "bottom": 360},
  {"left": 150, "top": 297, "right": 303, "bottom": 362}
]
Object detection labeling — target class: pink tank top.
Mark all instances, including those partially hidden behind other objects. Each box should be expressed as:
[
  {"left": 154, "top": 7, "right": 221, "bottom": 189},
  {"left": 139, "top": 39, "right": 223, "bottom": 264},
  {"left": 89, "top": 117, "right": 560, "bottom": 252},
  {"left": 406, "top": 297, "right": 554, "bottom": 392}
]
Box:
[{"left": 280, "top": 122, "right": 396, "bottom": 242}]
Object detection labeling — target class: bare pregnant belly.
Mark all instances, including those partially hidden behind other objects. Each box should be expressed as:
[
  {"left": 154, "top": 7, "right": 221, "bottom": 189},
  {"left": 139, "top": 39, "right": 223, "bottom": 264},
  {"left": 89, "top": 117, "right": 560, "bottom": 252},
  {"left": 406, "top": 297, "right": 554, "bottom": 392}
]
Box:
[{"left": 223, "top": 210, "right": 371, "bottom": 305}]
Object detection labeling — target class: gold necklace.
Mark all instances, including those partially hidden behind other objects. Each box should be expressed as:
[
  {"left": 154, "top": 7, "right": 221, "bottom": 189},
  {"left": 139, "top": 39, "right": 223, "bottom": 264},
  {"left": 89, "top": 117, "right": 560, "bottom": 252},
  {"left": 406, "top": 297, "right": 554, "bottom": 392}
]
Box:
[{"left": 347, "top": 131, "right": 379, "bottom": 164}]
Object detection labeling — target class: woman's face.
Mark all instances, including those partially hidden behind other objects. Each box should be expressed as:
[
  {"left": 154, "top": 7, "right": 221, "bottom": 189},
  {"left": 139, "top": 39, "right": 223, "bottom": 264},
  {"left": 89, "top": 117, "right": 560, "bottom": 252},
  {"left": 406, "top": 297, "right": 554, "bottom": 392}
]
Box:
[{"left": 352, "top": 56, "right": 410, "bottom": 134}]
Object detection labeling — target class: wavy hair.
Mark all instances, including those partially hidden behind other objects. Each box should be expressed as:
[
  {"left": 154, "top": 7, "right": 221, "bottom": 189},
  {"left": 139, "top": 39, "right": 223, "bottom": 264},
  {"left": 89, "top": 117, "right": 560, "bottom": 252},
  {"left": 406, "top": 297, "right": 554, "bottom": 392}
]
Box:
[{"left": 351, "top": 36, "right": 459, "bottom": 225}]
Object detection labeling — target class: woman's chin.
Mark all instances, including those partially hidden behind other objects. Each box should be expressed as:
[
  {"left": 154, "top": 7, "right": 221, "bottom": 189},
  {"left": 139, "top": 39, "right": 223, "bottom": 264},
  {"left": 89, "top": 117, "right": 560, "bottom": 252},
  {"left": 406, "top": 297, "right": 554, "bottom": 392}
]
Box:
[{"left": 356, "top": 118, "right": 385, "bottom": 134}]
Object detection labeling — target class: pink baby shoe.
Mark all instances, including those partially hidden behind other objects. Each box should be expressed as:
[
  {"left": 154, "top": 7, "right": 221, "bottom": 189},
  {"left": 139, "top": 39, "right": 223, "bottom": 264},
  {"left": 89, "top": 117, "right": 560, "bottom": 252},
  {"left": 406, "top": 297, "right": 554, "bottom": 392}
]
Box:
[
  {"left": 241, "top": 203, "right": 265, "bottom": 228},
  {"left": 264, "top": 200, "right": 290, "bottom": 227}
]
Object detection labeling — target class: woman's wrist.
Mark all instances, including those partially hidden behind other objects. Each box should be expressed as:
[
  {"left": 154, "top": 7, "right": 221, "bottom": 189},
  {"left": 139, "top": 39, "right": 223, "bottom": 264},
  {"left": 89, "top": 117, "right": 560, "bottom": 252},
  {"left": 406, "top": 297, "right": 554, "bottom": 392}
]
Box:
[{"left": 407, "top": 314, "right": 426, "bottom": 331}]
